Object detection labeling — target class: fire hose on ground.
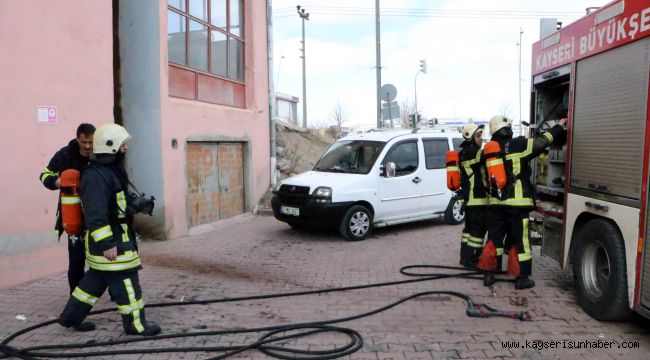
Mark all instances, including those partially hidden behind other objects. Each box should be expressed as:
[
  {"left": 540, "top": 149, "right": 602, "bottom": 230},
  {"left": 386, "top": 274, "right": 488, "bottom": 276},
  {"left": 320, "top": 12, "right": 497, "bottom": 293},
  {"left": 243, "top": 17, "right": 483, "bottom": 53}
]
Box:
[{"left": 0, "top": 264, "right": 528, "bottom": 360}]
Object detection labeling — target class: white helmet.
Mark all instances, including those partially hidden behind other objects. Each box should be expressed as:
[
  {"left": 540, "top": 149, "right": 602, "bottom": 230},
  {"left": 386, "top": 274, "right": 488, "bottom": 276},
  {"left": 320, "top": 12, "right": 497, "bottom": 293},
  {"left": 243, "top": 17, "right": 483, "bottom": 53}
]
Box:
[
  {"left": 462, "top": 123, "right": 484, "bottom": 141},
  {"left": 93, "top": 124, "right": 131, "bottom": 155},
  {"left": 489, "top": 115, "right": 513, "bottom": 135}
]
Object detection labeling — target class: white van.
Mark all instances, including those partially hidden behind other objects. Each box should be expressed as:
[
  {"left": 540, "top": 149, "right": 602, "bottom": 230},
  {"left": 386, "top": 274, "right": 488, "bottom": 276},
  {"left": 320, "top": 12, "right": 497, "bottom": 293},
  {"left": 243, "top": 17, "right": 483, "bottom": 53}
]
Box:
[{"left": 271, "top": 130, "right": 465, "bottom": 240}]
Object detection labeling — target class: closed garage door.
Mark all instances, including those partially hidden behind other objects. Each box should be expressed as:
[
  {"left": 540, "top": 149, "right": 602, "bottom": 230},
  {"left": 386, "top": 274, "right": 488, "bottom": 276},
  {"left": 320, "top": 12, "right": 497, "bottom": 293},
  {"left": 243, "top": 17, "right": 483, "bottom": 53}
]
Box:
[{"left": 186, "top": 142, "right": 245, "bottom": 227}]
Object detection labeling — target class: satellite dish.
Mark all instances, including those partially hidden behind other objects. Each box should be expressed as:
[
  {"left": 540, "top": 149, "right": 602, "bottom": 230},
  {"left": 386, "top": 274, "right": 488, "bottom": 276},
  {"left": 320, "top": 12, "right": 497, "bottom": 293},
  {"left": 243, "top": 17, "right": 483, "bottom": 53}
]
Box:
[{"left": 380, "top": 84, "right": 397, "bottom": 102}]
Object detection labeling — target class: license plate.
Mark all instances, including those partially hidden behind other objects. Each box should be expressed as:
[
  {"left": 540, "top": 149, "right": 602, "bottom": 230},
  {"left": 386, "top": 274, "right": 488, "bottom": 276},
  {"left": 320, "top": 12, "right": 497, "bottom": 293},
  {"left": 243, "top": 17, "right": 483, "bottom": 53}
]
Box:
[{"left": 280, "top": 206, "right": 300, "bottom": 216}]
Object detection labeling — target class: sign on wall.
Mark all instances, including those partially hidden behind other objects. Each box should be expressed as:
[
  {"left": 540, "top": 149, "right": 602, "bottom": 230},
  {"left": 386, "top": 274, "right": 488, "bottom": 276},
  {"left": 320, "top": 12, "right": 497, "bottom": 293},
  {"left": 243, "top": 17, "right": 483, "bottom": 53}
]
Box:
[{"left": 36, "top": 106, "right": 57, "bottom": 125}]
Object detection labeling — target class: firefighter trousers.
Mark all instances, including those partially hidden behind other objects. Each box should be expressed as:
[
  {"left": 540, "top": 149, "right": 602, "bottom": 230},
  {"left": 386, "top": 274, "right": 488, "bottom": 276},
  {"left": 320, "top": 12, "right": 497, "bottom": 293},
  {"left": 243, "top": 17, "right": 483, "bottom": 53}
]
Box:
[
  {"left": 460, "top": 206, "right": 486, "bottom": 267},
  {"left": 60, "top": 269, "right": 150, "bottom": 334},
  {"left": 484, "top": 206, "right": 533, "bottom": 276},
  {"left": 67, "top": 235, "right": 86, "bottom": 294}
]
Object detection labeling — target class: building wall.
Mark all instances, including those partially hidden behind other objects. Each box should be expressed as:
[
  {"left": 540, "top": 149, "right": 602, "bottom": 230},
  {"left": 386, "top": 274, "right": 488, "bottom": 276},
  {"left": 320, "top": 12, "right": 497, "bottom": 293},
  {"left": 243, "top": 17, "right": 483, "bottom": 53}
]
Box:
[
  {"left": 121, "top": 0, "right": 270, "bottom": 239},
  {"left": 118, "top": 0, "right": 166, "bottom": 238},
  {"left": 159, "top": 0, "right": 271, "bottom": 238},
  {"left": 0, "top": 1, "right": 114, "bottom": 287}
]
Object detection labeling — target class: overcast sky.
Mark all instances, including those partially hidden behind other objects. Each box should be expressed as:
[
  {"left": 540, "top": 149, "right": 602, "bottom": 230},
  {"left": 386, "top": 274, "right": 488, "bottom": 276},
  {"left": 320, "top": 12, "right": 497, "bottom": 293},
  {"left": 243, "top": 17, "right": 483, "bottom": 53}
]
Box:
[{"left": 271, "top": 0, "right": 606, "bottom": 129}]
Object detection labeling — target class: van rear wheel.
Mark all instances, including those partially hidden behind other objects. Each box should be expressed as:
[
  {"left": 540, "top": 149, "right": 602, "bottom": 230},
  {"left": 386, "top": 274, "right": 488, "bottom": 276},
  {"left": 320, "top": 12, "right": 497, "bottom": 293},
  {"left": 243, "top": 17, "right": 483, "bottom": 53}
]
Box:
[
  {"left": 339, "top": 205, "right": 373, "bottom": 241},
  {"left": 444, "top": 195, "right": 464, "bottom": 225},
  {"left": 571, "top": 219, "right": 631, "bottom": 321}
]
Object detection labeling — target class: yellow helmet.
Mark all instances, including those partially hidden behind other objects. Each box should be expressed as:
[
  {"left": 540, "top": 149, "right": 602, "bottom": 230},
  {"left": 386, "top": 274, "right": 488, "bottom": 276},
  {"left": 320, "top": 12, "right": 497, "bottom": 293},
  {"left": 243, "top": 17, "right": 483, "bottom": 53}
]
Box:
[
  {"left": 462, "top": 123, "right": 484, "bottom": 140},
  {"left": 93, "top": 124, "right": 131, "bottom": 155},
  {"left": 489, "top": 115, "right": 513, "bottom": 135}
]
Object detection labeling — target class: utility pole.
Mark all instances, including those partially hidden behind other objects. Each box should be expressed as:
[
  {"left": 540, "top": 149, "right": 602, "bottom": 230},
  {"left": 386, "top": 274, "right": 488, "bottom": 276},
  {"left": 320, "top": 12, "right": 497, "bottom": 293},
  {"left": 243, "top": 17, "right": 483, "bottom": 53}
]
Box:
[
  {"left": 518, "top": 28, "right": 523, "bottom": 136},
  {"left": 297, "top": 6, "right": 309, "bottom": 128},
  {"left": 375, "top": 0, "right": 382, "bottom": 128}
]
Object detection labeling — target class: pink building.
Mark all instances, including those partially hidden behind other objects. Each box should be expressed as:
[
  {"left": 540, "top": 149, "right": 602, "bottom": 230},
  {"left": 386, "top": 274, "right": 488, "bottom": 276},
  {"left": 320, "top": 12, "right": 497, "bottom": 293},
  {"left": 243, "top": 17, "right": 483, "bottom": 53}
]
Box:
[{"left": 0, "top": 0, "right": 271, "bottom": 288}]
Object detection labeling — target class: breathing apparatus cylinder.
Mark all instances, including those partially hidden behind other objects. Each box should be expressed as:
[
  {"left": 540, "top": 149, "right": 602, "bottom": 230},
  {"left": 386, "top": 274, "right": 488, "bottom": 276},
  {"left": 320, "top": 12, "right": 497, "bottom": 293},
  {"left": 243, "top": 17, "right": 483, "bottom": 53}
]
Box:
[
  {"left": 446, "top": 150, "right": 461, "bottom": 191},
  {"left": 59, "top": 169, "right": 84, "bottom": 237},
  {"left": 484, "top": 141, "right": 506, "bottom": 195}
]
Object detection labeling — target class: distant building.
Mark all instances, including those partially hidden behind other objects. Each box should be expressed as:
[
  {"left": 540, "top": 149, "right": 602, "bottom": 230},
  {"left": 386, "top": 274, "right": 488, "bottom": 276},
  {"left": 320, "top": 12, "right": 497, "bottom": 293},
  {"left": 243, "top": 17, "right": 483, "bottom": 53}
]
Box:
[{"left": 275, "top": 93, "right": 299, "bottom": 126}]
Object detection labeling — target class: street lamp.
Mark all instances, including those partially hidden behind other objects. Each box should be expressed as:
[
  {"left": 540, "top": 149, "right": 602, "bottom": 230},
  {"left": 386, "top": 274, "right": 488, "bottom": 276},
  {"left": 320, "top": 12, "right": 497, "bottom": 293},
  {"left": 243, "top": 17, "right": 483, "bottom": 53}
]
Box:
[
  {"left": 297, "top": 5, "right": 309, "bottom": 128},
  {"left": 414, "top": 59, "right": 426, "bottom": 123},
  {"left": 275, "top": 55, "right": 285, "bottom": 93}
]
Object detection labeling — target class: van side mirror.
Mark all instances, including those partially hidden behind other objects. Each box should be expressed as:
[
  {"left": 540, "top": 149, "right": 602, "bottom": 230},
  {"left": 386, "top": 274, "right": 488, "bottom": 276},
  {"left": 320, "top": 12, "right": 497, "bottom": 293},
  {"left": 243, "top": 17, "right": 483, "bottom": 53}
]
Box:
[{"left": 381, "top": 162, "right": 396, "bottom": 178}]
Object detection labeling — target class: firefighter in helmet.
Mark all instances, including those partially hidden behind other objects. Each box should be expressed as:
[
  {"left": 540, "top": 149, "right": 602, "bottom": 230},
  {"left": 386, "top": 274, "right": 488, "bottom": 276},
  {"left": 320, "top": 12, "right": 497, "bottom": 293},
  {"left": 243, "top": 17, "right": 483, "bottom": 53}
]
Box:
[
  {"left": 58, "top": 124, "right": 161, "bottom": 335},
  {"left": 458, "top": 123, "right": 488, "bottom": 268},
  {"left": 478, "top": 115, "right": 566, "bottom": 289}
]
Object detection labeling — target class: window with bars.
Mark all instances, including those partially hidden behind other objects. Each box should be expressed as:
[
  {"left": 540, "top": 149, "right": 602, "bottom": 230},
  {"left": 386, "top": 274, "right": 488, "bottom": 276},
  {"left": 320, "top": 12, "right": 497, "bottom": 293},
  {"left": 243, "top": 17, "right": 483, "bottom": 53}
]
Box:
[{"left": 167, "top": 0, "right": 244, "bottom": 82}]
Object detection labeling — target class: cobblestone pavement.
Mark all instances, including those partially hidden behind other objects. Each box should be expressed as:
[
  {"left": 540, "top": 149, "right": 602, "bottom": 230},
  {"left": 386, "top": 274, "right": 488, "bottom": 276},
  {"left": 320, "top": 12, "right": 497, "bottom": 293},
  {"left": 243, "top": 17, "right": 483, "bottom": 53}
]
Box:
[{"left": 1, "top": 214, "right": 649, "bottom": 359}]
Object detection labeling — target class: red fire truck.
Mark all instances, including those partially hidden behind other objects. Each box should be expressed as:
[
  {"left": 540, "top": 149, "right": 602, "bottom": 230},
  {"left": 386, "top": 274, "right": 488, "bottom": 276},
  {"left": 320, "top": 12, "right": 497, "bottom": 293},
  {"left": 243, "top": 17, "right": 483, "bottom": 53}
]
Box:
[{"left": 530, "top": 0, "right": 650, "bottom": 320}]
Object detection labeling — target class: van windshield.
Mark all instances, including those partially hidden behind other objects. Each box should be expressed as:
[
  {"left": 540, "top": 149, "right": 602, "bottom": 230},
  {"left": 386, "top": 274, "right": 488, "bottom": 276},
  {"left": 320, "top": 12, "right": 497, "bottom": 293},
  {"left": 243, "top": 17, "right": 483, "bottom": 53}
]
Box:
[{"left": 314, "top": 140, "right": 386, "bottom": 174}]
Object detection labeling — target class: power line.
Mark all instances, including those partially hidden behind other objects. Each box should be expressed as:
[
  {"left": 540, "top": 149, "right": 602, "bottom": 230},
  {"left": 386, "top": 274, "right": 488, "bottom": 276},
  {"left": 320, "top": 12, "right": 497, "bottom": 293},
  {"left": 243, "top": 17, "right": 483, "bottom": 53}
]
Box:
[
  {"left": 274, "top": 13, "right": 579, "bottom": 20},
  {"left": 272, "top": 6, "right": 583, "bottom": 21}
]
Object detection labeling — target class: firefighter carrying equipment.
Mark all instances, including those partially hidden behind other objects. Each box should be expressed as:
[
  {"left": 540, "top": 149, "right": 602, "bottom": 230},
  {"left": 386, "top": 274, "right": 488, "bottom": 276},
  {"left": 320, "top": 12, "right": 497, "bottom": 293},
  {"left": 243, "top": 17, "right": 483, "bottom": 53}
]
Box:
[
  {"left": 457, "top": 138, "right": 488, "bottom": 268},
  {"left": 93, "top": 123, "right": 131, "bottom": 155},
  {"left": 59, "top": 169, "right": 84, "bottom": 237},
  {"left": 484, "top": 141, "right": 507, "bottom": 194},
  {"left": 446, "top": 150, "right": 461, "bottom": 191}
]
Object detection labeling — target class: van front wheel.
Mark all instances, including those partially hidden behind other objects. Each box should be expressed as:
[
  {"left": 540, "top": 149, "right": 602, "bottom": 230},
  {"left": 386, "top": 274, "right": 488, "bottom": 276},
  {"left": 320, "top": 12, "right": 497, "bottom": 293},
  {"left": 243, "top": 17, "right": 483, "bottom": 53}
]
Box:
[{"left": 339, "top": 205, "right": 373, "bottom": 241}]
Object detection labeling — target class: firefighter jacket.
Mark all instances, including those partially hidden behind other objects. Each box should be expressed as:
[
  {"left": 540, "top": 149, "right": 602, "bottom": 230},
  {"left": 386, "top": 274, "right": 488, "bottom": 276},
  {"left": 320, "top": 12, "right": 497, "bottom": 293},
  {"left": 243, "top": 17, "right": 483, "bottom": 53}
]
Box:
[
  {"left": 458, "top": 141, "right": 487, "bottom": 207},
  {"left": 488, "top": 125, "right": 565, "bottom": 208},
  {"left": 39, "top": 139, "right": 91, "bottom": 237},
  {"left": 80, "top": 159, "right": 141, "bottom": 272}
]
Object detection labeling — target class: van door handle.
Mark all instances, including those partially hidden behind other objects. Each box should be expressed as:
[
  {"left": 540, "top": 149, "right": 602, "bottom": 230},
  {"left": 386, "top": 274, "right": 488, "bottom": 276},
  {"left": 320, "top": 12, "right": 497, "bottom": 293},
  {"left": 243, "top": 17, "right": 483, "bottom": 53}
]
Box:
[
  {"left": 412, "top": 177, "right": 421, "bottom": 184},
  {"left": 585, "top": 201, "right": 608, "bottom": 212}
]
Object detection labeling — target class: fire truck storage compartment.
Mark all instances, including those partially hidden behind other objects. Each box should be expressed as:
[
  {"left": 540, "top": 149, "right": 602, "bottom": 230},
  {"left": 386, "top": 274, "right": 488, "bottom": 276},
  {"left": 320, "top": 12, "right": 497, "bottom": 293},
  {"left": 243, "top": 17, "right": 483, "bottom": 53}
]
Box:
[
  {"left": 530, "top": 65, "right": 570, "bottom": 247},
  {"left": 531, "top": 65, "right": 569, "bottom": 199},
  {"left": 540, "top": 216, "right": 562, "bottom": 262},
  {"left": 570, "top": 37, "right": 649, "bottom": 205}
]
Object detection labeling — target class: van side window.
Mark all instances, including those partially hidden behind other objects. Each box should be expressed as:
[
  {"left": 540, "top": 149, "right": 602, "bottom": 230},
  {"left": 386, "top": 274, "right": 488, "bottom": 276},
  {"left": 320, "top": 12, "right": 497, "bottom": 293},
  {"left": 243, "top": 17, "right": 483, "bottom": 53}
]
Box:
[
  {"left": 423, "top": 138, "right": 449, "bottom": 169},
  {"left": 452, "top": 138, "right": 463, "bottom": 150},
  {"left": 383, "top": 140, "right": 419, "bottom": 176}
]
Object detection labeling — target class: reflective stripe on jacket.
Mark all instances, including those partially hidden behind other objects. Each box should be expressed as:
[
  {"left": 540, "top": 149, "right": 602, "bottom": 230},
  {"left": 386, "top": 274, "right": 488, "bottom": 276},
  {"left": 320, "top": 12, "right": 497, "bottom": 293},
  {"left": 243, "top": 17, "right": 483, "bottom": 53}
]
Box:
[
  {"left": 488, "top": 126, "right": 564, "bottom": 207},
  {"left": 80, "top": 163, "right": 140, "bottom": 272},
  {"left": 459, "top": 143, "right": 487, "bottom": 207}
]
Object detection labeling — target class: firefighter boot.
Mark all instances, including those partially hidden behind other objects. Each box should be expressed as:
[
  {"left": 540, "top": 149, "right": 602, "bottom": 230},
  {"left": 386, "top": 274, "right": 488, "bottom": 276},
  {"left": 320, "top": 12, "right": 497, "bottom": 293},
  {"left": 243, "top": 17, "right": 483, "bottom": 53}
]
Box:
[
  {"left": 123, "top": 309, "right": 162, "bottom": 336},
  {"left": 459, "top": 242, "right": 470, "bottom": 266},
  {"left": 58, "top": 319, "right": 96, "bottom": 332},
  {"left": 515, "top": 276, "right": 535, "bottom": 290},
  {"left": 466, "top": 248, "right": 482, "bottom": 269}
]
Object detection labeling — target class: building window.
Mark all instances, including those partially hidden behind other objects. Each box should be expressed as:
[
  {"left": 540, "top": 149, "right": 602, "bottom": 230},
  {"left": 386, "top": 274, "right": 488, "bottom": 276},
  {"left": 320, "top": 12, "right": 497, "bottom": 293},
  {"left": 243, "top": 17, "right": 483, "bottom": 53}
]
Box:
[{"left": 167, "top": 0, "right": 244, "bottom": 83}]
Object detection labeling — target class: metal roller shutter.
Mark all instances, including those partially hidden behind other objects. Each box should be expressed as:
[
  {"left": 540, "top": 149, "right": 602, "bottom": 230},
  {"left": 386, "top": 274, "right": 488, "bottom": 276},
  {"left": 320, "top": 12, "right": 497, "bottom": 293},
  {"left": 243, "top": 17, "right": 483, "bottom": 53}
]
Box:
[
  {"left": 644, "top": 207, "right": 650, "bottom": 309},
  {"left": 570, "top": 38, "right": 650, "bottom": 202}
]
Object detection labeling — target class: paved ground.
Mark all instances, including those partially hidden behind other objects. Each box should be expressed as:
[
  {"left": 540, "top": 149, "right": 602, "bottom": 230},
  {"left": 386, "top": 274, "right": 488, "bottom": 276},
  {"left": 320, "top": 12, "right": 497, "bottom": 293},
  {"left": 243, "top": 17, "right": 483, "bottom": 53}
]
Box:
[{"left": 1, "top": 213, "right": 649, "bottom": 359}]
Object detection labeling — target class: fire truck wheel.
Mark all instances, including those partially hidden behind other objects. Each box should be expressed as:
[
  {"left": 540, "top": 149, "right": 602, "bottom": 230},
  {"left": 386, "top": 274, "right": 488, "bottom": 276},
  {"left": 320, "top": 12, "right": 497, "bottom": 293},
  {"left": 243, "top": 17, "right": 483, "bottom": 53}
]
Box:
[
  {"left": 339, "top": 205, "right": 373, "bottom": 241},
  {"left": 444, "top": 195, "right": 465, "bottom": 225},
  {"left": 572, "top": 219, "right": 632, "bottom": 321}
]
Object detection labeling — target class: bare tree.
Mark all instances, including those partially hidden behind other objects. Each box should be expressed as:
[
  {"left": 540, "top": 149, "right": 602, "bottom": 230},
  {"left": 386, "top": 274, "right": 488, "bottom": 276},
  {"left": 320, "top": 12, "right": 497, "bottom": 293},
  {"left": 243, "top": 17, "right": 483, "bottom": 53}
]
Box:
[
  {"left": 399, "top": 96, "right": 416, "bottom": 129},
  {"left": 498, "top": 103, "right": 514, "bottom": 119},
  {"left": 329, "top": 101, "right": 348, "bottom": 137},
  {"left": 330, "top": 100, "right": 348, "bottom": 137}
]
